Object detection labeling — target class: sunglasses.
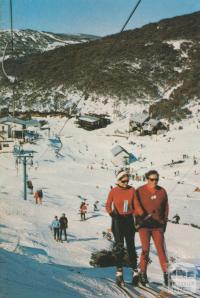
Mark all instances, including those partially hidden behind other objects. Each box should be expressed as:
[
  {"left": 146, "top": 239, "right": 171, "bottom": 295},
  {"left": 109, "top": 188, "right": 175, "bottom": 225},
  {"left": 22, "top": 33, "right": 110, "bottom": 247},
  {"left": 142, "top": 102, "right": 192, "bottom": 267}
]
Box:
[
  {"left": 120, "top": 179, "right": 129, "bottom": 183},
  {"left": 148, "top": 178, "right": 159, "bottom": 181}
]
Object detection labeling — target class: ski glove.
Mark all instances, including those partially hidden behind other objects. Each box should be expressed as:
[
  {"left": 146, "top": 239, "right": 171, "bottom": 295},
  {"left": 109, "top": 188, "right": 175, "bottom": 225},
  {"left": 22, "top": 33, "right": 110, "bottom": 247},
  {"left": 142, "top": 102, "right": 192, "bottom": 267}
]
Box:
[{"left": 109, "top": 210, "right": 119, "bottom": 218}]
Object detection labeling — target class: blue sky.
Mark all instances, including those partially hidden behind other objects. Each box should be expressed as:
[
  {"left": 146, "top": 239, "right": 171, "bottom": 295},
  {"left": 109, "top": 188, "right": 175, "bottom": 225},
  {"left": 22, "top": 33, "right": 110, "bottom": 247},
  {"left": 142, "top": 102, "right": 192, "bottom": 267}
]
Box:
[{"left": 1, "top": 0, "right": 200, "bottom": 36}]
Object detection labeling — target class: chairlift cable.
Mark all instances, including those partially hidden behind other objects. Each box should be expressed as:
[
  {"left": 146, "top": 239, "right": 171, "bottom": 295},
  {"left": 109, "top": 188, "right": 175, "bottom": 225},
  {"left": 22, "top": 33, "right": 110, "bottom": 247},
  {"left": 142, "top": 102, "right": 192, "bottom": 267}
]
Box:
[
  {"left": 20, "top": 0, "right": 142, "bottom": 158},
  {"left": 120, "top": 0, "right": 142, "bottom": 32}
]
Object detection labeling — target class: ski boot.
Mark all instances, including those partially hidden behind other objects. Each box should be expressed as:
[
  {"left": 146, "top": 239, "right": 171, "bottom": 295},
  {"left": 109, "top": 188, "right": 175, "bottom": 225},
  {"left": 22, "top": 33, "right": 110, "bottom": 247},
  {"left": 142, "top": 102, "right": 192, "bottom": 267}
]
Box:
[
  {"left": 139, "top": 272, "right": 149, "bottom": 286},
  {"left": 116, "top": 268, "right": 125, "bottom": 287},
  {"left": 131, "top": 269, "right": 139, "bottom": 286},
  {"left": 163, "top": 272, "right": 172, "bottom": 287}
]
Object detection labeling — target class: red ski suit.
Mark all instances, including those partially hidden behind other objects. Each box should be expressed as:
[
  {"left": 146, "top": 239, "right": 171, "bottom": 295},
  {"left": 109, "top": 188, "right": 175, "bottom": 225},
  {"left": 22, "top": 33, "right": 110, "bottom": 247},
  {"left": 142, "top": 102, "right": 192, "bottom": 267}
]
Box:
[{"left": 136, "top": 184, "right": 169, "bottom": 273}]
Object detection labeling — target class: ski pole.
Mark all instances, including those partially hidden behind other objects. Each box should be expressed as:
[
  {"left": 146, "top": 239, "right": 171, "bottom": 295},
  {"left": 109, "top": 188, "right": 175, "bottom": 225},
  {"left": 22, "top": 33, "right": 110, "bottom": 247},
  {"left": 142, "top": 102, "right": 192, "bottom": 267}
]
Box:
[{"left": 135, "top": 213, "right": 152, "bottom": 230}]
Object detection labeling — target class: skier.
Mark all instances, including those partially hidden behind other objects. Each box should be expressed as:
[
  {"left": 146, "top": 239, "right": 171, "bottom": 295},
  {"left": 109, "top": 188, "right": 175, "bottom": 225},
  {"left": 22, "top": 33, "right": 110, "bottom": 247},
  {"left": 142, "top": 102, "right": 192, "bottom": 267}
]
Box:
[
  {"left": 51, "top": 216, "right": 60, "bottom": 242},
  {"left": 59, "top": 213, "right": 68, "bottom": 242},
  {"left": 34, "top": 189, "right": 43, "bottom": 205},
  {"left": 27, "top": 180, "right": 33, "bottom": 194},
  {"left": 135, "top": 170, "right": 170, "bottom": 287},
  {"left": 93, "top": 200, "right": 99, "bottom": 211},
  {"left": 80, "top": 202, "right": 87, "bottom": 220},
  {"left": 173, "top": 214, "right": 180, "bottom": 224},
  {"left": 106, "top": 170, "right": 143, "bottom": 287}
]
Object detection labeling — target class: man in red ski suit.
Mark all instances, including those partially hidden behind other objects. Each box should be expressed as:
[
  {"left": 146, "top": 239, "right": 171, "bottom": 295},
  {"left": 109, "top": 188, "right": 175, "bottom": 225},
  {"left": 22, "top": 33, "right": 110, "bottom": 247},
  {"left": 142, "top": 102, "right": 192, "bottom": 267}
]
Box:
[{"left": 135, "top": 170, "right": 170, "bottom": 286}]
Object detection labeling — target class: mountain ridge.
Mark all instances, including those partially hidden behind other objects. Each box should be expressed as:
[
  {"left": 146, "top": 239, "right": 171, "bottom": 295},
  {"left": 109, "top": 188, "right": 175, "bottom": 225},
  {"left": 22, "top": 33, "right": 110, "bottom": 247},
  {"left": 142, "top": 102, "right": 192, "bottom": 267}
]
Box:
[{"left": 1, "top": 11, "right": 200, "bottom": 120}]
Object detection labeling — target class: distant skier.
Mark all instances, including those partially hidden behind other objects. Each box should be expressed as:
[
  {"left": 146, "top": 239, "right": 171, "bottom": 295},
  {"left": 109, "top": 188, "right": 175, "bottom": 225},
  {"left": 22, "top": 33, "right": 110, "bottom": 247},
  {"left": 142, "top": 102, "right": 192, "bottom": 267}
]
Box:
[
  {"left": 173, "top": 214, "right": 180, "bottom": 224},
  {"left": 51, "top": 216, "right": 60, "bottom": 242},
  {"left": 59, "top": 213, "right": 68, "bottom": 241},
  {"left": 80, "top": 202, "right": 87, "bottom": 220},
  {"left": 27, "top": 180, "right": 33, "bottom": 194},
  {"left": 93, "top": 200, "right": 99, "bottom": 212},
  {"left": 34, "top": 189, "right": 43, "bottom": 205},
  {"left": 106, "top": 170, "right": 143, "bottom": 287},
  {"left": 135, "top": 170, "right": 170, "bottom": 287}
]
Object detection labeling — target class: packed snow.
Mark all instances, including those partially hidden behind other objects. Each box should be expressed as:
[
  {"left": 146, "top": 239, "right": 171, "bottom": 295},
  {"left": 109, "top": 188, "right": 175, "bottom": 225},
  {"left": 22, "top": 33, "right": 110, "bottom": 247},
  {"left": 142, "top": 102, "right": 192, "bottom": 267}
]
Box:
[
  {"left": 1, "top": 111, "right": 200, "bottom": 297},
  {"left": 163, "top": 40, "right": 193, "bottom": 51}
]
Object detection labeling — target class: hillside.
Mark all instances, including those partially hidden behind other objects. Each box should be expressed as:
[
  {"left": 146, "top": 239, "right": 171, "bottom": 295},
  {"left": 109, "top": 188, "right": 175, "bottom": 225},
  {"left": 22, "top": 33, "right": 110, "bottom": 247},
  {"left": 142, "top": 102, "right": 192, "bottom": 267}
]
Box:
[
  {"left": 0, "top": 29, "right": 99, "bottom": 56},
  {"left": 1, "top": 12, "right": 200, "bottom": 120}
]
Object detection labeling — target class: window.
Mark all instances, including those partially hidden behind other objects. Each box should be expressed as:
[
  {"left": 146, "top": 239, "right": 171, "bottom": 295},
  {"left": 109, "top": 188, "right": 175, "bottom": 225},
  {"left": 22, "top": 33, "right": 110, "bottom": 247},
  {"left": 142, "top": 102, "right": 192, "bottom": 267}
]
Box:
[{"left": 3, "top": 144, "right": 9, "bottom": 148}]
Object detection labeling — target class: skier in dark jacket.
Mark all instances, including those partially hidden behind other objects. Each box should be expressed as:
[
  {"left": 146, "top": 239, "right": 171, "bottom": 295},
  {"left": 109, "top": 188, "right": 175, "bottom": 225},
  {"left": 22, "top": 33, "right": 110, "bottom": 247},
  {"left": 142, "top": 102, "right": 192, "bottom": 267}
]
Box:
[
  {"left": 173, "top": 214, "right": 180, "bottom": 224},
  {"left": 59, "top": 213, "right": 68, "bottom": 241},
  {"left": 106, "top": 170, "right": 143, "bottom": 287}
]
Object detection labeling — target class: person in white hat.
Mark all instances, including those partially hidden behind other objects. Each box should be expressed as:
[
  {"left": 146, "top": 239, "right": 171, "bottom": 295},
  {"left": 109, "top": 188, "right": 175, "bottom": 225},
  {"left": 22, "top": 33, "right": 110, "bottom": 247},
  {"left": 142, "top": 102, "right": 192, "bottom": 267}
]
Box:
[{"left": 105, "top": 169, "right": 143, "bottom": 287}]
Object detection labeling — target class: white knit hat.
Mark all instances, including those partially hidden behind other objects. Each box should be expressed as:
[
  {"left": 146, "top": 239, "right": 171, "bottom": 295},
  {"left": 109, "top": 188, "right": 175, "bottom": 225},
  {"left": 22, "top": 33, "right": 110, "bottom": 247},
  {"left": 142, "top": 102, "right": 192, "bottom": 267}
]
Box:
[{"left": 116, "top": 170, "right": 129, "bottom": 181}]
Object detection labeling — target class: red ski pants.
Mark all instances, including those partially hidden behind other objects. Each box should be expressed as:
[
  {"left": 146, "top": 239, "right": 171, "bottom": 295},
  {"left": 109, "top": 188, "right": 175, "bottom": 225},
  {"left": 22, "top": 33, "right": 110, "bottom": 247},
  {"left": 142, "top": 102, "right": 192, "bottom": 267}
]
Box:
[{"left": 139, "top": 228, "right": 168, "bottom": 273}]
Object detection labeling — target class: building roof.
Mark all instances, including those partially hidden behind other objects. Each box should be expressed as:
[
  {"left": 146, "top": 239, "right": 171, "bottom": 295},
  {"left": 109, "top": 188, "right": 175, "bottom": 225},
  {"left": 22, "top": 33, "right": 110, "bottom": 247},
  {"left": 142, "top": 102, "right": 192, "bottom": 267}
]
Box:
[
  {"left": 130, "top": 113, "right": 149, "bottom": 125},
  {"left": 78, "top": 115, "right": 99, "bottom": 123},
  {"left": 146, "top": 118, "right": 160, "bottom": 127},
  {"left": 0, "top": 116, "right": 26, "bottom": 126},
  {"left": 111, "top": 145, "right": 130, "bottom": 157},
  {"left": 143, "top": 119, "right": 167, "bottom": 131},
  {"left": 0, "top": 116, "right": 40, "bottom": 127}
]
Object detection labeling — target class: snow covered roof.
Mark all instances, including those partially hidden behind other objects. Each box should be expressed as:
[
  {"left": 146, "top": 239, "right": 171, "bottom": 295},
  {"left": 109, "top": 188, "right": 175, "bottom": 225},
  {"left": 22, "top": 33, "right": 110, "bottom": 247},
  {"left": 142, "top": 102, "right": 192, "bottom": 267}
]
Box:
[
  {"left": 146, "top": 119, "right": 160, "bottom": 127},
  {"left": 143, "top": 119, "right": 167, "bottom": 130},
  {"left": 111, "top": 145, "right": 129, "bottom": 157},
  {"left": 0, "top": 116, "right": 26, "bottom": 126},
  {"left": 0, "top": 117, "right": 40, "bottom": 127},
  {"left": 78, "top": 115, "right": 99, "bottom": 123},
  {"left": 130, "top": 113, "right": 149, "bottom": 125}
]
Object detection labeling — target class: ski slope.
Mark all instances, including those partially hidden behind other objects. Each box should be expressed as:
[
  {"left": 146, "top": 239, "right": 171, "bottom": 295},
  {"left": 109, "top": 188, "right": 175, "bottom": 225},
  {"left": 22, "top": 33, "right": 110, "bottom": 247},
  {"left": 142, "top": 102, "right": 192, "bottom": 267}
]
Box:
[{"left": 0, "top": 115, "right": 200, "bottom": 297}]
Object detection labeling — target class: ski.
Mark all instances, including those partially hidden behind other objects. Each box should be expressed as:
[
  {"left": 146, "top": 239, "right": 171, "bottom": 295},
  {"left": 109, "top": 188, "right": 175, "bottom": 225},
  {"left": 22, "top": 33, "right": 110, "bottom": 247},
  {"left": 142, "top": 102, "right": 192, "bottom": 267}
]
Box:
[
  {"left": 104, "top": 278, "right": 145, "bottom": 297},
  {"left": 138, "top": 283, "right": 175, "bottom": 297}
]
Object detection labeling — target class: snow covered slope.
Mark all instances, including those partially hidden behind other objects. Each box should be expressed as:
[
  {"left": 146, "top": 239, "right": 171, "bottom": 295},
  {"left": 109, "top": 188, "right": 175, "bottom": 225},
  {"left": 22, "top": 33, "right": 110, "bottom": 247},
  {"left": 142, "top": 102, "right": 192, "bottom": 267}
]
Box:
[
  {"left": 0, "top": 115, "right": 200, "bottom": 297},
  {"left": 0, "top": 29, "right": 99, "bottom": 56}
]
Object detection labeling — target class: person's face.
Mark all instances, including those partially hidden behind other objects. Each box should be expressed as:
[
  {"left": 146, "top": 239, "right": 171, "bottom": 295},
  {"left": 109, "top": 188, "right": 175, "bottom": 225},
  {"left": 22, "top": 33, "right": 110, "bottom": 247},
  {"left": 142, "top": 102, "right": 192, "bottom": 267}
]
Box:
[
  {"left": 118, "top": 175, "right": 129, "bottom": 188},
  {"left": 147, "top": 174, "right": 159, "bottom": 187}
]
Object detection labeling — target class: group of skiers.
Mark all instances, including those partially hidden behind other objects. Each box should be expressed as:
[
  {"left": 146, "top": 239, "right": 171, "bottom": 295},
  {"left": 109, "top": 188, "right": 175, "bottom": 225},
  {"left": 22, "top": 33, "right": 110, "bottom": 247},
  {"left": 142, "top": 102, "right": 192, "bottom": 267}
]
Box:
[
  {"left": 50, "top": 167, "right": 171, "bottom": 287},
  {"left": 51, "top": 213, "right": 68, "bottom": 242},
  {"left": 106, "top": 169, "right": 170, "bottom": 287},
  {"left": 79, "top": 200, "right": 100, "bottom": 220}
]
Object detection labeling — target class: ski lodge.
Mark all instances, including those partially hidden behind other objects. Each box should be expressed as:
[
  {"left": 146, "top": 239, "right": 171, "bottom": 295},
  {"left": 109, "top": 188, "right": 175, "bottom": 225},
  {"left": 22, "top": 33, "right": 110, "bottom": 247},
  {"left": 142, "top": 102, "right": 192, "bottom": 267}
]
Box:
[
  {"left": 130, "top": 113, "right": 150, "bottom": 132},
  {"left": 0, "top": 116, "right": 40, "bottom": 140},
  {"left": 0, "top": 117, "right": 41, "bottom": 152},
  {"left": 129, "top": 113, "right": 168, "bottom": 135},
  {"left": 141, "top": 119, "right": 168, "bottom": 135},
  {"left": 77, "top": 114, "right": 111, "bottom": 130}
]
